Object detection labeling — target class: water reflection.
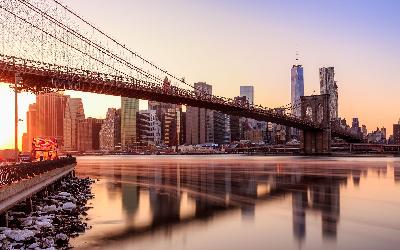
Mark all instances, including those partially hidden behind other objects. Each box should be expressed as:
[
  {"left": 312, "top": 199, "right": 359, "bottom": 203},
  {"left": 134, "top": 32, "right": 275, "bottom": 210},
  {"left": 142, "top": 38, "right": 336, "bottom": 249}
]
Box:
[
  {"left": 73, "top": 156, "right": 400, "bottom": 249},
  {"left": 395, "top": 166, "right": 400, "bottom": 183}
]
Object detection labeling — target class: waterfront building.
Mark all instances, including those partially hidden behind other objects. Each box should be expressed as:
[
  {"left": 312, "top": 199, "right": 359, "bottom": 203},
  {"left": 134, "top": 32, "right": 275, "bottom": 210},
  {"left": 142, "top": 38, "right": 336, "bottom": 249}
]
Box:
[
  {"left": 270, "top": 108, "right": 288, "bottom": 144},
  {"left": 26, "top": 103, "right": 37, "bottom": 151},
  {"left": 21, "top": 133, "right": 28, "bottom": 152},
  {"left": 121, "top": 97, "right": 139, "bottom": 151},
  {"left": 213, "top": 112, "right": 231, "bottom": 145},
  {"left": 163, "top": 107, "right": 185, "bottom": 147},
  {"left": 180, "top": 111, "right": 186, "bottom": 145},
  {"left": 240, "top": 86, "right": 254, "bottom": 104},
  {"left": 63, "top": 98, "right": 85, "bottom": 151},
  {"left": 137, "top": 110, "right": 161, "bottom": 146},
  {"left": 230, "top": 115, "right": 244, "bottom": 142},
  {"left": 99, "top": 108, "right": 121, "bottom": 151},
  {"left": 367, "top": 127, "right": 386, "bottom": 144},
  {"left": 244, "top": 129, "right": 264, "bottom": 143},
  {"left": 320, "top": 67, "right": 338, "bottom": 120},
  {"left": 35, "top": 93, "right": 68, "bottom": 145},
  {"left": 186, "top": 82, "right": 213, "bottom": 145},
  {"left": 77, "top": 118, "right": 103, "bottom": 152},
  {"left": 148, "top": 100, "right": 176, "bottom": 141}
]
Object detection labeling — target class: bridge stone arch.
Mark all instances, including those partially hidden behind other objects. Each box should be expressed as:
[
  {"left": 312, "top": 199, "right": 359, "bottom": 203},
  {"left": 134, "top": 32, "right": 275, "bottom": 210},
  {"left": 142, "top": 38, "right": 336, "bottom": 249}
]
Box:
[{"left": 300, "top": 94, "right": 331, "bottom": 154}]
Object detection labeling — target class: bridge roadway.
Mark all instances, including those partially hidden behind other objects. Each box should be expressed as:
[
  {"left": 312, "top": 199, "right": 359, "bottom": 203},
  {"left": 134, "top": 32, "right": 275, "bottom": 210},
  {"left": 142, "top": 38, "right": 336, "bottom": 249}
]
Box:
[{"left": 0, "top": 54, "right": 359, "bottom": 141}]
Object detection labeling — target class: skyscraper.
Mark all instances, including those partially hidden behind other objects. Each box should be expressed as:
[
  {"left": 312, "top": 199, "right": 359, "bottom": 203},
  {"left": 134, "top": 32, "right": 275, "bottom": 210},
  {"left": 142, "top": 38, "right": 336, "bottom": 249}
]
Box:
[
  {"left": 99, "top": 108, "right": 121, "bottom": 151},
  {"left": 320, "top": 67, "right": 338, "bottom": 120},
  {"left": 26, "top": 103, "right": 37, "bottom": 151},
  {"left": 35, "top": 93, "right": 68, "bottom": 144},
  {"left": 77, "top": 118, "right": 103, "bottom": 152},
  {"left": 291, "top": 65, "right": 304, "bottom": 117},
  {"left": 186, "top": 82, "right": 213, "bottom": 145},
  {"left": 240, "top": 86, "right": 254, "bottom": 104},
  {"left": 63, "top": 98, "right": 85, "bottom": 151},
  {"left": 121, "top": 97, "right": 139, "bottom": 150},
  {"left": 213, "top": 112, "right": 231, "bottom": 145},
  {"left": 163, "top": 108, "right": 179, "bottom": 147}
]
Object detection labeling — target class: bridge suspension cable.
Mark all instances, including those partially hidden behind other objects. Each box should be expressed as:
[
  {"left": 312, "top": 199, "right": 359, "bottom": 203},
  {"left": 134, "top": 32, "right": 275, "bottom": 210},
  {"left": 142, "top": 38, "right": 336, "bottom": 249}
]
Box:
[{"left": 50, "top": 0, "right": 197, "bottom": 90}]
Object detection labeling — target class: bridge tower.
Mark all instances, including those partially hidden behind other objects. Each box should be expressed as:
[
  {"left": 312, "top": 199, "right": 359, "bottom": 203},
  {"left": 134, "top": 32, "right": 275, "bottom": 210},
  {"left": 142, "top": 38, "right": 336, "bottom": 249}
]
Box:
[{"left": 300, "top": 94, "right": 331, "bottom": 155}]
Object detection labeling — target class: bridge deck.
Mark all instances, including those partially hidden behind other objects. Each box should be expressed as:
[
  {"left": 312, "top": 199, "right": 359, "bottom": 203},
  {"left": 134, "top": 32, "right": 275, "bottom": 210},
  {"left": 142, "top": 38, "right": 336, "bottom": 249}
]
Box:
[{"left": 0, "top": 54, "right": 360, "bottom": 141}]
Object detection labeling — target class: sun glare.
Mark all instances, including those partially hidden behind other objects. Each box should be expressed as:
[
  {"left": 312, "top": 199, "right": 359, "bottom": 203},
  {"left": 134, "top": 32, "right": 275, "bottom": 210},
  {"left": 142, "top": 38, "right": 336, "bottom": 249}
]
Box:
[{"left": 0, "top": 84, "right": 35, "bottom": 150}]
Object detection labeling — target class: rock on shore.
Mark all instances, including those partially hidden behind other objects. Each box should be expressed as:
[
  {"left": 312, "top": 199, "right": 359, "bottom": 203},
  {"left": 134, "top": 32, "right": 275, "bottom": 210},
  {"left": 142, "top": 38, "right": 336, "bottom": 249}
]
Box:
[{"left": 0, "top": 176, "right": 94, "bottom": 249}]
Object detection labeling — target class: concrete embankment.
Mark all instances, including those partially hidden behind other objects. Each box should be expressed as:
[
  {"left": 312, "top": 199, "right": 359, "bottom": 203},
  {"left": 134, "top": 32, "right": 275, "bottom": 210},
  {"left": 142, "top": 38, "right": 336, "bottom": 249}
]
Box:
[{"left": 0, "top": 164, "right": 75, "bottom": 214}]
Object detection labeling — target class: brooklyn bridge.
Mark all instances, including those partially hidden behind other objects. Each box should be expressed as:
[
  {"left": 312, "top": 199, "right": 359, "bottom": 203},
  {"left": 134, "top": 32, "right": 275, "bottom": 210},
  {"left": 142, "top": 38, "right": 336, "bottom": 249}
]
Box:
[{"left": 0, "top": 0, "right": 361, "bottom": 154}]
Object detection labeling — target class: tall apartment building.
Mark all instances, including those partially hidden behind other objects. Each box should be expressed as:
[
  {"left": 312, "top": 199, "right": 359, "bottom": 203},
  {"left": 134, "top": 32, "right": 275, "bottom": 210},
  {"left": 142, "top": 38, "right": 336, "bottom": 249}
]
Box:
[
  {"left": 213, "top": 112, "right": 231, "bottom": 145},
  {"left": 320, "top": 67, "right": 338, "bottom": 120},
  {"left": 137, "top": 110, "right": 161, "bottom": 146},
  {"left": 77, "top": 118, "right": 103, "bottom": 152},
  {"left": 121, "top": 97, "right": 139, "bottom": 150},
  {"left": 163, "top": 107, "right": 185, "bottom": 147},
  {"left": 63, "top": 98, "right": 85, "bottom": 151},
  {"left": 99, "top": 108, "right": 121, "bottom": 151},
  {"left": 186, "top": 82, "right": 213, "bottom": 145}
]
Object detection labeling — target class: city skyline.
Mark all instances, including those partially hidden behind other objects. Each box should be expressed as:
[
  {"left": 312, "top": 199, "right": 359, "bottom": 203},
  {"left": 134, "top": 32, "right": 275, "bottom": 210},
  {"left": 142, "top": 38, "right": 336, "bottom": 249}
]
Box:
[{"left": 1, "top": 0, "right": 400, "bottom": 149}]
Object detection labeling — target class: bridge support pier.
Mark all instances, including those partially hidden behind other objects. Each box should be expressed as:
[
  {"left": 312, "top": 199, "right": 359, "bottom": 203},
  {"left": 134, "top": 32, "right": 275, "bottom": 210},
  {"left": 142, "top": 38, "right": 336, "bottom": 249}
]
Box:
[
  {"left": 300, "top": 94, "right": 332, "bottom": 155},
  {"left": 301, "top": 129, "right": 331, "bottom": 155}
]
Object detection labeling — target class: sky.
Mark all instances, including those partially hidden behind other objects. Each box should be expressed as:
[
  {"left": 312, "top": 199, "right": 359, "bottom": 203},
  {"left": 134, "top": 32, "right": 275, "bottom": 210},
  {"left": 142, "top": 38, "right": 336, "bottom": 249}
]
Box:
[{"left": 1, "top": 0, "right": 400, "bottom": 149}]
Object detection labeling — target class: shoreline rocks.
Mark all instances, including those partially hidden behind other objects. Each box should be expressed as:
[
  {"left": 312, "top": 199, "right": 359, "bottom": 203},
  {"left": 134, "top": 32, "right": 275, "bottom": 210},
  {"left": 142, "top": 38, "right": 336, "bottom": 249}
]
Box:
[{"left": 0, "top": 176, "right": 94, "bottom": 249}]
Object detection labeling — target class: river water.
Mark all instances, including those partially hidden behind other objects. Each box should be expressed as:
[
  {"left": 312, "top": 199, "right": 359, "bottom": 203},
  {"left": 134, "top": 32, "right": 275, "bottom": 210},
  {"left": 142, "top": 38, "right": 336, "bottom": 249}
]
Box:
[{"left": 71, "top": 155, "right": 400, "bottom": 250}]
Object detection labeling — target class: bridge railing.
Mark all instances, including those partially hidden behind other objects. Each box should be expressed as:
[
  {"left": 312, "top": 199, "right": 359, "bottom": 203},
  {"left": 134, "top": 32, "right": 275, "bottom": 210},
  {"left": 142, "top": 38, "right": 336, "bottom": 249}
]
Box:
[{"left": 0, "top": 157, "right": 76, "bottom": 187}]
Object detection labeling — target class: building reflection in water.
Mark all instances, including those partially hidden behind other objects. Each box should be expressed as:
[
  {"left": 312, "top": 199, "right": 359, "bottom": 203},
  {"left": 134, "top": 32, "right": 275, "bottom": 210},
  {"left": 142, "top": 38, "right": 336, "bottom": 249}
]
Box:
[
  {"left": 100, "top": 162, "right": 361, "bottom": 245},
  {"left": 395, "top": 166, "right": 400, "bottom": 183}
]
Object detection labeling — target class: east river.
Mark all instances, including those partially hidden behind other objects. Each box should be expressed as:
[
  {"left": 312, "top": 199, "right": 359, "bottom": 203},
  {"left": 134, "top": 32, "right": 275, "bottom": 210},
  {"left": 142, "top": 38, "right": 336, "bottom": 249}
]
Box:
[{"left": 71, "top": 155, "right": 400, "bottom": 250}]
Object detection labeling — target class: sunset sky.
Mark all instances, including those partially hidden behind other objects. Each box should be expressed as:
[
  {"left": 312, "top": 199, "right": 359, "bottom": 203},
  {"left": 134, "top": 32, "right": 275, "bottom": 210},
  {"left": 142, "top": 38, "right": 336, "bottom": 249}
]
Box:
[{"left": 0, "top": 0, "right": 400, "bottom": 149}]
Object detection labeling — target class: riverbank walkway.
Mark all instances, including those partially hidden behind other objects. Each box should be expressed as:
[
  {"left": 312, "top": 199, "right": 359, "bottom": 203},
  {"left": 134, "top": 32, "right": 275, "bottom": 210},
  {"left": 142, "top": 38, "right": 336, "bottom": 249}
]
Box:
[{"left": 0, "top": 158, "right": 76, "bottom": 216}]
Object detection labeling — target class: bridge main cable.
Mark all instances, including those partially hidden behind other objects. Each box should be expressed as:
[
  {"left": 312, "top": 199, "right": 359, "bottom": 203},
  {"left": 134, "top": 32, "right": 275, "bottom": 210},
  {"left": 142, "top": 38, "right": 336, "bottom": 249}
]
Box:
[{"left": 51, "top": 0, "right": 196, "bottom": 90}]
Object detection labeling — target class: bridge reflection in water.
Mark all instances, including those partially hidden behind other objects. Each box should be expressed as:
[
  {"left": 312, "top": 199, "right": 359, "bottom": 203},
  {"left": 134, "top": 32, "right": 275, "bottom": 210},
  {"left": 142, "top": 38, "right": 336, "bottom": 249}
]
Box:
[{"left": 73, "top": 156, "right": 400, "bottom": 249}]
